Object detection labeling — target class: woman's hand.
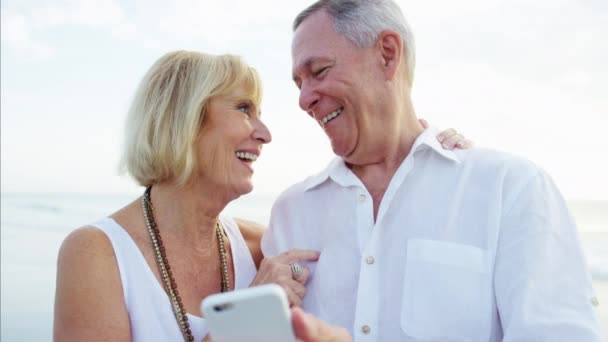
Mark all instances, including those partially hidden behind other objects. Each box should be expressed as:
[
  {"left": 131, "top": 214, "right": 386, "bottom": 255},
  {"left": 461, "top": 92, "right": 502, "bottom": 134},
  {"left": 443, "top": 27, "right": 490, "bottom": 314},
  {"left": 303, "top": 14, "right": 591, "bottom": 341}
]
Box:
[
  {"left": 419, "top": 118, "right": 473, "bottom": 149},
  {"left": 249, "top": 249, "right": 319, "bottom": 307}
]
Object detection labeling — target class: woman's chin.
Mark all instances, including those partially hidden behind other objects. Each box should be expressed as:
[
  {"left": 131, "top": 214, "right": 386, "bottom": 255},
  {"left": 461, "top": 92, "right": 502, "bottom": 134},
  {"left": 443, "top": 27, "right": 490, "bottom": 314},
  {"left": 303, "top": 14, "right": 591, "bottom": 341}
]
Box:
[{"left": 234, "top": 182, "right": 254, "bottom": 197}]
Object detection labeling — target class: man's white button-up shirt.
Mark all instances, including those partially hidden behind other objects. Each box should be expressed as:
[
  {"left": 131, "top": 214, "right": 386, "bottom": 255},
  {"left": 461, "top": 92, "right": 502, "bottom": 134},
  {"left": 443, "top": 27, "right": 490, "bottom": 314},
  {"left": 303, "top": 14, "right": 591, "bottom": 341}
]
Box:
[{"left": 262, "top": 128, "right": 603, "bottom": 341}]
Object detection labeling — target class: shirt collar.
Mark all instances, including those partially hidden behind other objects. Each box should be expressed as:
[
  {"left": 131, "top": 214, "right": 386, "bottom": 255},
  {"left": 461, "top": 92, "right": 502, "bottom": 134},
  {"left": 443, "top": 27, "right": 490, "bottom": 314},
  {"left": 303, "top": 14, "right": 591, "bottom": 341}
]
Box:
[
  {"left": 302, "top": 126, "right": 460, "bottom": 192},
  {"left": 303, "top": 156, "right": 350, "bottom": 191},
  {"left": 412, "top": 126, "right": 461, "bottom": 164}
]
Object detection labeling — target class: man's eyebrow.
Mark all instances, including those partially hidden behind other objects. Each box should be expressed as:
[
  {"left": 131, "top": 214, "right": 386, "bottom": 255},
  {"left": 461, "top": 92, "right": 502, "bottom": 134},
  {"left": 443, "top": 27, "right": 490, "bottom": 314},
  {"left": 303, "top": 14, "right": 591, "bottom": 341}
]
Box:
[{"left": 292, "top": 57, "right": 331, "bottom": 82}]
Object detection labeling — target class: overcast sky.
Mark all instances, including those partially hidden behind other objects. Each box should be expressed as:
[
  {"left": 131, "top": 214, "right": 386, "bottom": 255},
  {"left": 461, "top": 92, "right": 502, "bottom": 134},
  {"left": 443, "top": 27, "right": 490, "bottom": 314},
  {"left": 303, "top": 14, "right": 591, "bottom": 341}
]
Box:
[{"left": 1, "top": 0, "right": 607, "bottom": 200}]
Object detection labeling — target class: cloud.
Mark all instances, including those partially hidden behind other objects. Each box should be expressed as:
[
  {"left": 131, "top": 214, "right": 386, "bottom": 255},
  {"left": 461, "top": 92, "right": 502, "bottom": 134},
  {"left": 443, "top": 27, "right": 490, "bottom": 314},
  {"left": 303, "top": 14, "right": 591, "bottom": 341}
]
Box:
[
  {"left": 1, "top": 0, "right": 138, "bottom": 59},
  {"left": 119, "top": 0, "right": 304, "bottom": 51},
  {"left": 2, "top": 0, "right": 307, "bottom": 56},
  {"left": 1, "top": 9, "right": 54, "bottom": 59},
  {"left": 409, "top": 0, "right": 608, "bottom": 82},
  {"left": 31, "top": 0, "right": 137, "bottom": 39},
  {"left": 2, "top": 0, "right": 606, "bottom": 199}
]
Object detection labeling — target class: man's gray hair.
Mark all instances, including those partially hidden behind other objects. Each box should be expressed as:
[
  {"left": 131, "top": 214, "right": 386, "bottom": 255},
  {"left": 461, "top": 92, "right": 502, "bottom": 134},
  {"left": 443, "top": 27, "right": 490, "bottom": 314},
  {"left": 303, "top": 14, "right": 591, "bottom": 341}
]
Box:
[{"left": 294, "top": 0, "right": 416, "bottom": 85}]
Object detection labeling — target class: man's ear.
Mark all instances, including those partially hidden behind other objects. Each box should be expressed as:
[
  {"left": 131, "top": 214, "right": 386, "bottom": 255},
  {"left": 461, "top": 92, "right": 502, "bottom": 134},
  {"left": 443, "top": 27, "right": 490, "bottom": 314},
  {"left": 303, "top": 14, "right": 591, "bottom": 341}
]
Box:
[{"left": 377, "top": 30, "right": 403, "bottom": 80}]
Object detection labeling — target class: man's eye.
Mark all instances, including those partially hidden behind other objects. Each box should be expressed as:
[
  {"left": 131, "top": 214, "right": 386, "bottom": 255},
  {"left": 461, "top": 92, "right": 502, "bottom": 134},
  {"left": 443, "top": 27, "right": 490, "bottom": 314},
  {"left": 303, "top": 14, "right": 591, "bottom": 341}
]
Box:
[{"left": 314, "top": 67, "right": 329, "bottom": 77}]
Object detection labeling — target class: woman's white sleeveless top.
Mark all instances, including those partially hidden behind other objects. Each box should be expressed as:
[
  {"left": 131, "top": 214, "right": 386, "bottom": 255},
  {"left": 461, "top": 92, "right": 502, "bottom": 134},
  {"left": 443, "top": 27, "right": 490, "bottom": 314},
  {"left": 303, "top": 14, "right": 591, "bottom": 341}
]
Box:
[{"left": 91, "top": 214, "right": 258, "bottom": 342}]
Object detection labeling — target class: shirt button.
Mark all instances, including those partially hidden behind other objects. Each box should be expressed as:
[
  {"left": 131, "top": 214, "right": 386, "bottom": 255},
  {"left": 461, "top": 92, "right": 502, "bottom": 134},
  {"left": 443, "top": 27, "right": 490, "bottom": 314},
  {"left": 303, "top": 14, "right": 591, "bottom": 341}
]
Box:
[
  {"left": 359, "top": 194, "right": 366, "bottom": 202},
  {"left": 361, "top": 325, "right": 371, "bottom": 334},
  {"left": 366, "top": 256, "right": 375, "bottom": 265},
  {"left": 591, "top": 297, "right": 599, "bottom": 306}
]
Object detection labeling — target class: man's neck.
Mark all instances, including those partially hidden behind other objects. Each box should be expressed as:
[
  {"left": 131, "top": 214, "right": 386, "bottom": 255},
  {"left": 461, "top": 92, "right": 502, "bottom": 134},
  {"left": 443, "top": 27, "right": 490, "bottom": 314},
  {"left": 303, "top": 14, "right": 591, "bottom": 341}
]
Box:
[{"left": 349, "top": 110, "right": 423, "bottom": 221}]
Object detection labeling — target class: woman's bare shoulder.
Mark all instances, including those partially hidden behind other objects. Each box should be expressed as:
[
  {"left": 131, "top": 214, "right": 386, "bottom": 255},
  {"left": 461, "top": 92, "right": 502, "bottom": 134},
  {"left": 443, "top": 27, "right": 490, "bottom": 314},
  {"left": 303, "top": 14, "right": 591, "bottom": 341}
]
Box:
[
  {"left": 54, "top": 225, "right": 130, "bottom": 341},
  {"left": 58, "top": 225, "right": 113, "bottom": 263},
  {"left": 59, "top": 197, "right": 140, "bottom": 262}
]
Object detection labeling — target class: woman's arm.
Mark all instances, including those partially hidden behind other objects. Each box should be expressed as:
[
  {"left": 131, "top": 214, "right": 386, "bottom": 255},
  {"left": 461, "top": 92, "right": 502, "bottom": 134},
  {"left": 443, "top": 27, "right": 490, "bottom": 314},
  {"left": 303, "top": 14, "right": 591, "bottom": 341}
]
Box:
[
  {"left": 53, "top": 227, "right": 130, "bottom": 342},
  {"left": 419, "top": 118, "right": 473, "bottom": 149}
]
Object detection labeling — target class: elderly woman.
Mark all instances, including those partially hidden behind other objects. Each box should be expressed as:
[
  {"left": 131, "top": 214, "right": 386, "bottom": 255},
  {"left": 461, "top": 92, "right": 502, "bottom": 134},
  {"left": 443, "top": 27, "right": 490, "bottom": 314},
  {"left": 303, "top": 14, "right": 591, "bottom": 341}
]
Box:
[{"left": 53, "top": 51, "right": 467, "bottom": 342}]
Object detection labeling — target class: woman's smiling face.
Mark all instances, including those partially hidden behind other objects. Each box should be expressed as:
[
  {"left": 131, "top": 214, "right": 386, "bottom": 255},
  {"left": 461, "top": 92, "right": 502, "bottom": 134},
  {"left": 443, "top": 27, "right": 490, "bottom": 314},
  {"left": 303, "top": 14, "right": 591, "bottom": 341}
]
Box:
[{"left": 195, "top": 83, "right": 271, "bottom": 197}]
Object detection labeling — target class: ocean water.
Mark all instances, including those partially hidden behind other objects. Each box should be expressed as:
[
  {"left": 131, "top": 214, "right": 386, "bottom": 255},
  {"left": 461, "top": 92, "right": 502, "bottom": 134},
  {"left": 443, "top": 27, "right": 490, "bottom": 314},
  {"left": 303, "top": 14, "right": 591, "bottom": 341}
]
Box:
[{"left": 1, "top": 192, "right": 607, "bottom": 340}]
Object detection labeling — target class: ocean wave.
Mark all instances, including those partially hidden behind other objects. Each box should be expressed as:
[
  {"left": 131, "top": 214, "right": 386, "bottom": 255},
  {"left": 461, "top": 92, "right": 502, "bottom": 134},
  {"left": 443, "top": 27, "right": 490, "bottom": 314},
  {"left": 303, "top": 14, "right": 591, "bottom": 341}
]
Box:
[
  {"left": 20, "top": 203, "right": 62, "bottom": 213},
  {"left": 588, "top": 260, "right": 608, "bottom": 281}
]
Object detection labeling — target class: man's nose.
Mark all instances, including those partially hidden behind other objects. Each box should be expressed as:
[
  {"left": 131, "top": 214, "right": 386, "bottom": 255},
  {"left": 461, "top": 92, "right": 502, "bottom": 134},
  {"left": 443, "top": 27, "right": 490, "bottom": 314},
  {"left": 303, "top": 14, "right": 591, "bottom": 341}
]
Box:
[{"left": 298, "top": 82, "right": 319, "bottom": 114}]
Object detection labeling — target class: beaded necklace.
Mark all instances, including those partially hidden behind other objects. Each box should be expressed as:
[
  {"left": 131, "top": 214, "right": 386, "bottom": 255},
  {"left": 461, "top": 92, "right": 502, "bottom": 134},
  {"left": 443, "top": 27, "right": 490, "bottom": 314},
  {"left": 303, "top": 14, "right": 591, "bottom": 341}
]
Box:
[{"left": 142, "top": 186, "right": 230, "bottom": 341}]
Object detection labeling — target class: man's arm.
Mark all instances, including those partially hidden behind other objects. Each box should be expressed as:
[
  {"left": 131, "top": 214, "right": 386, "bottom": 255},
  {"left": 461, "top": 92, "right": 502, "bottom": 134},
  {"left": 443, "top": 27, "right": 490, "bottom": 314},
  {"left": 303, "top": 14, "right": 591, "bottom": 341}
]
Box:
[{"left": 494, "top": 168, "right": 603, "bottom": 340}]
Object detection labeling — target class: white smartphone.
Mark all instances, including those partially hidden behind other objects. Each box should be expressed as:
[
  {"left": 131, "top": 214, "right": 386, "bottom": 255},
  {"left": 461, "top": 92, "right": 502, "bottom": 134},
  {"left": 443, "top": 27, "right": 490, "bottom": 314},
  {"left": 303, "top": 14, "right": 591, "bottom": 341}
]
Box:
[{"left": 201, "top": 284, "right": 296, "bottom": 342}]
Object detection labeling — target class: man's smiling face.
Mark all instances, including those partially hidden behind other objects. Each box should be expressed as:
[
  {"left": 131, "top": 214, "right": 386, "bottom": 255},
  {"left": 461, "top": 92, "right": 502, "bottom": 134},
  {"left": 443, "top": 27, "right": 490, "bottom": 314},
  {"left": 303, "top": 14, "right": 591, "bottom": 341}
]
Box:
[{"left": 292, "top": 10, "right": 388, "bottom": 162}]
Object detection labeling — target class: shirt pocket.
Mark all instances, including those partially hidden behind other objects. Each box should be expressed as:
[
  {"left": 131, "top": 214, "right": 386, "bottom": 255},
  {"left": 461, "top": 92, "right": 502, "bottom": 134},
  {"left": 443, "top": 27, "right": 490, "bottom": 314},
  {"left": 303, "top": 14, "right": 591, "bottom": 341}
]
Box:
[{"left": 401, "top": 239, "right": 492, "bottom": 341}]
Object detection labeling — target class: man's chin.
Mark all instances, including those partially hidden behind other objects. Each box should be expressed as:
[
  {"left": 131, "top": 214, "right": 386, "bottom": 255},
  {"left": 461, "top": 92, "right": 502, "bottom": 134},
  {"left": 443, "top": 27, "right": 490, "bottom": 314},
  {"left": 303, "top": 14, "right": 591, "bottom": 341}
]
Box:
[
  {"left": 329, "top": 138, "right": 352, "bottom": 157},
  {"left": 331, "top": 146, "right": 348, "bottom": 158},
  {"left": 333, "top": 147, "right": 358, "bottom": 165}
]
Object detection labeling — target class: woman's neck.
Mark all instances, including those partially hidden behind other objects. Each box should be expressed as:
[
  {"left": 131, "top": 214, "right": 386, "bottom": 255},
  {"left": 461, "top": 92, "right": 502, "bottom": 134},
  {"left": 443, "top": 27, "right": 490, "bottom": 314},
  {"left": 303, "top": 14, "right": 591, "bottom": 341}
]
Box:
[{"left": 147, "top": 181, "right": 230, "bottom": 243}]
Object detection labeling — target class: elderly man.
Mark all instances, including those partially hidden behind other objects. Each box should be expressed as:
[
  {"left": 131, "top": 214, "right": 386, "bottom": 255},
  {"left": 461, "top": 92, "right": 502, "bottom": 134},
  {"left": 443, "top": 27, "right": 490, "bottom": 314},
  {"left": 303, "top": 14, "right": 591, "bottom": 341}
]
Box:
[{"left": 262, "top": 0, "right": 603, "bottom": 341}]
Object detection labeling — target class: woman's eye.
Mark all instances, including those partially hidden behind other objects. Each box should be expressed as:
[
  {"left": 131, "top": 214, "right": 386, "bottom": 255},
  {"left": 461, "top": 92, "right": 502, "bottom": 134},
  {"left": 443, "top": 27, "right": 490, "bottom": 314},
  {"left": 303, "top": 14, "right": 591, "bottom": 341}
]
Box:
[{"left": 238, "top": 104, "right": 250, "bottom": 115}]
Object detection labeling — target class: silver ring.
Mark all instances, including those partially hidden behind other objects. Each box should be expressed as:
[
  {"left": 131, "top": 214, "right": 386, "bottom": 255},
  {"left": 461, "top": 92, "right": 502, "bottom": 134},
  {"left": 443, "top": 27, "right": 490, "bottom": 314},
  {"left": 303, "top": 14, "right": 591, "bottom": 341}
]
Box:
[{"left": 290, "top": 262, "right": 303, "bottom": 279}]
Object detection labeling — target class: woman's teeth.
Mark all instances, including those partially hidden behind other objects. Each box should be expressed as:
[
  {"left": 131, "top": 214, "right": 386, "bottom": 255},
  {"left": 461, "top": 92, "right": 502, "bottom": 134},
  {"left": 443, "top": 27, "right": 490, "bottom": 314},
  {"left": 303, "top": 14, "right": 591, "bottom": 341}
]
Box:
[
  {"left": 235, "top": 152, "right": 258, "bottom": 162},
  {"left": 320, "top": 107, "right": 343, "bottom": 125}
]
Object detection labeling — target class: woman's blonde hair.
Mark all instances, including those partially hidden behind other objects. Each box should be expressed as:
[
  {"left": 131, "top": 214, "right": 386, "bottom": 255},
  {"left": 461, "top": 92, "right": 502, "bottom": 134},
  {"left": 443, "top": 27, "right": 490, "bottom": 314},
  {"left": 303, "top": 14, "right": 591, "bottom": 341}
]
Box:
[{"left": 120, "top": 50, "right": 262, "bottom": 187}]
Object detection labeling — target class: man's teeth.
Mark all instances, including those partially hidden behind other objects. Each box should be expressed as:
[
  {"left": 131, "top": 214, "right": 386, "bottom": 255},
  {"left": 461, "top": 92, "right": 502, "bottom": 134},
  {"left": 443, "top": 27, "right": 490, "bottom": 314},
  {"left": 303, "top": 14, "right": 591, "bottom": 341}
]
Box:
[
  {"left": 235, "top": 152, "right": 258, "bottom": 161},
  {"left": 321, "top": 108, "right": 343, "bottom": 124}
]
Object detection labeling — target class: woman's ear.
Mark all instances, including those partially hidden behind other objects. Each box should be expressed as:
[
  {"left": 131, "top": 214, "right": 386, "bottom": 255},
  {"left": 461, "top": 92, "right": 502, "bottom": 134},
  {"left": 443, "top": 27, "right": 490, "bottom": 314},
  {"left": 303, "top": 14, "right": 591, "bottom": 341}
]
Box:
[{"left": 377, "top": 30, "right": 403, "bottom": 80}]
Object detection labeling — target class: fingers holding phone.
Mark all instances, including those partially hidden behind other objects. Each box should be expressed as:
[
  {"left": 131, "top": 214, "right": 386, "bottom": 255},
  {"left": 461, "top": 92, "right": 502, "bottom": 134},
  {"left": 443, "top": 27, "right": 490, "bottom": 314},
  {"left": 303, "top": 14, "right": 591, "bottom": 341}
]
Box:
[
  {"left": 292, "top": 307, "right": 352, "bottom": 342},
  {"left": 202, "top": 284, "right": 295, "bottom": 342},
  {"left": 202, "top": 285, "right": 351, "bottom": 342}
]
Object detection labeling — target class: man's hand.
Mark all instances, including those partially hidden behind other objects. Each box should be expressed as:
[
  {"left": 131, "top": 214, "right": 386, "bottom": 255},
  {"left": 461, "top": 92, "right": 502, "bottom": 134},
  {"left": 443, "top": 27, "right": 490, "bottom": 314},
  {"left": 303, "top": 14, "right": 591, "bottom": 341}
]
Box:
[{"left": 292, "top": 307, "right": 352, "bottom": 342}]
